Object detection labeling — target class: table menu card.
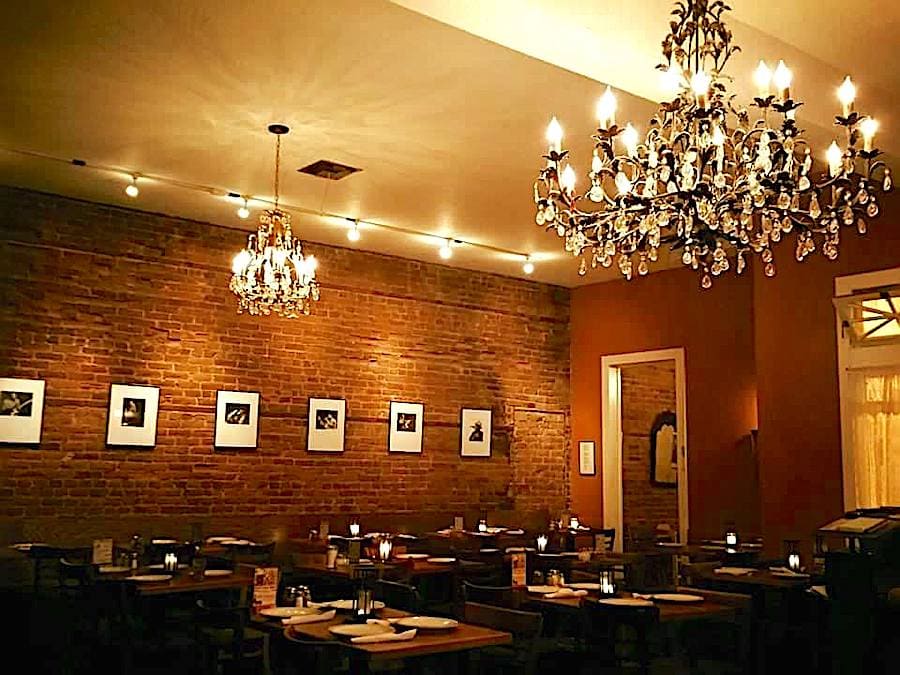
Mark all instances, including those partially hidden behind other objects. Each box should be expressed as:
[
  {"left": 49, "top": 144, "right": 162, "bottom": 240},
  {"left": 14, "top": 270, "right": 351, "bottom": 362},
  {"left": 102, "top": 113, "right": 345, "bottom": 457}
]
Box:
[
  {"left": 511, "top": 552, "right": 527, "bottom": 587},
  {"left": 252, "top": 567, "right": 279, "bottom": 615},
  {"left": 453, "top": 516, "right": 464, "bottom": 531},
  {"left": 92, "top": 538, "right": 114, "bottom": 565}
]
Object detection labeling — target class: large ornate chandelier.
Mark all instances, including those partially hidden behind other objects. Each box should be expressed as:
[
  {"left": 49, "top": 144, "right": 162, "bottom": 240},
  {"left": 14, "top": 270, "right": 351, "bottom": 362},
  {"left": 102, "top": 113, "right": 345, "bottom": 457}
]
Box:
[
  {"left": 230, "top": 124, "right": 320, "bottom": 316},
  {"left": 534, "top": 0, "right": 892, "bottom": 288}
]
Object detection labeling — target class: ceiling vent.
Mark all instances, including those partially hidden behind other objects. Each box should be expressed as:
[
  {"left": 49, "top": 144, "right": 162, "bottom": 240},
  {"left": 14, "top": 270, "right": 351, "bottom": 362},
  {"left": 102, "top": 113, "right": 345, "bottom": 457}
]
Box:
[{"left": 297, "top": 159, "right": 361, "bottom": 180}]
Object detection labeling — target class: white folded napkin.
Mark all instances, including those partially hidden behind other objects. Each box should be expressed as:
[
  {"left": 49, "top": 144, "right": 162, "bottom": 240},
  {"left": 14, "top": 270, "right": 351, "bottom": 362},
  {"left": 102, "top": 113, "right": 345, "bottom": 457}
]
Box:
[
  {"left": 632, "top": 593, "right": 654, "bottom": 600},
  {"left": 352, "top": 628, "right": 417, "bottom": 644},
  {"left": 714, "top": 567, "right": 756, "bottom": 576},
  {"left": 769, "top": 566, "right": 810, "bottom": 577},
  {"left": 809, "top": 585, "right": 828, "bottom": 598},
  {"left": 282, "top": 609, "right": 336, "bottom": 626},
  {"left": 544, "top": 588, "right": 588, "bottom": 599},
  {"left": 366, "top": 618, "right": 403, "bottom": 627},
  {"left": 505, "top": 529, "right": 525, "bottom": 535}
]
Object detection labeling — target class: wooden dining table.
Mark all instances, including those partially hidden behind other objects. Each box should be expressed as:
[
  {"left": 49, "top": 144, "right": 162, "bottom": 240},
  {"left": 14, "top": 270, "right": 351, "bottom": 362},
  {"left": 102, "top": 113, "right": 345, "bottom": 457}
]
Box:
[
  {"left": 526, "top": 591, "right": 739, "bottom": 623},
  {"left": 96, "top": 565, "right": 255, "bottom": 596},
  {"left": 256, "top": 605, "right": 511, "bottom": 673}
]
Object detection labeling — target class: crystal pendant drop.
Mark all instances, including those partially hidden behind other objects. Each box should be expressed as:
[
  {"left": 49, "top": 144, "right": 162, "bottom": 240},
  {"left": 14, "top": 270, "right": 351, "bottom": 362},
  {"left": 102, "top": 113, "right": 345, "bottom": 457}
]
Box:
[
  {"left": 884, "top": 169, "right": 893, "bottom": 192},
  {"left": 578, "top": 258, "right": 587, "bottom": 276},
  {"left": 866, "top": 201, "right": 879, "bottom": 218},
  {"left": 638, "top": 258, "right": 649, "bottom": 276},
  {"left": 764, "top": 262, "right": 776, "bottom": 277},
  {"left": 798, "top": 176, "right": 811, "bottom": 191},
  {"left": 701, "top": 274, "right": 713, "bottom": 289},
  {"left": 857, "top": 219, "right": 867, "bottom": 234},
  {"left": 809, "top": 195, "right": 821, "bottom": 219},
  {"left": 556, "top": 224, "right": 566, "bottom": 237},
  {"left": 682, "top": 249, "right": 692, "bottom": 266},
  {"left": 842, "top": 205, "right": 854, "bottom": 226},
  {"left": 790, "top": 194, "right": 800, "bottom": 211},
  {"left": 777, "top": 192, "right": 790, "bottom": 210},
  {"left": 536, "top": 211, "right": 545, "bottom": 225}
]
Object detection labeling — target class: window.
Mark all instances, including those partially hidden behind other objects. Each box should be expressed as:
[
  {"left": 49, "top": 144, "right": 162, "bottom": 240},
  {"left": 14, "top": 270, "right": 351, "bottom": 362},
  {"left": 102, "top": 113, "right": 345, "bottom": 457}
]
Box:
[{"left": 835, "top": 269, "right": 900, "bottom": 510}]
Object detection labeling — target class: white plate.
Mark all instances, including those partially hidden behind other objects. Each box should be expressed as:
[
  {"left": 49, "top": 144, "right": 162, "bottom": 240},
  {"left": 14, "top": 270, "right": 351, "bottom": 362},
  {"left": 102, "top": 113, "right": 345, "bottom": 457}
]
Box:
[
  {"left": 126, "top": 574, "right": 172, "bottom": 583},
  {"left": 259, "top": 606, "right": 321, "bottom": 618},
  {"left": 505, "top": 529, "right": 525, "bottom": 535},
  {"left": 480, "top": 548, "right": 501, "bottom": 554},
  {"left": 742, "top": 543, "right": 763, "bottom": 549},
  {"left": 98, "top": 565, "right": 131, "bottom": 574},
  {"left": 395, "top": 616, "right": 459, "bottom": 630},
  {"left": 10, "top": 542, "right": 48, "bottom": 551},
  {"left": 206, "top": 536, "right": 235, "bottom": 543},
  {"left": 395, "top": 553, "right": 429, "bottom": 560},
  {"left": 537, "top": 553, "right": 563, "bottom": 558},
  {"left": 566, "top": 582, "right": 601, "bottom": 590},
  {"left": 656, "top": 542, "right": 683, "bottom": 547},
  {"left": 148, "top": 563, "right": 188, "bottom": 570},
  {"left": 396, "top": 534, "right": 418, "bottom": 540},
  {"left": 527, "top": 585, "right": 560, "bottom": 594},
  {"left": 329, "top": 623, "right": 393, "bottom": 638},
  {"left": 151, "top": 539, "right": 178, "bottom": 545},
  {"left": 701, "top": 545, "right": 725, "bottom": 550},
  {"left": 326, "top": 600, "right": 386, "bottom": 611},
  {"left": 204, "top": 569, "right": 234, "bottom": 577},
  {"left": 652, "top": 593, "right": 704, "bottom": 603},
  {"left": 597, "top": 598, "right": 654, "bottom": 607},
  {"left": 426, "top": 557, "right": 456, "bottom": 564}
]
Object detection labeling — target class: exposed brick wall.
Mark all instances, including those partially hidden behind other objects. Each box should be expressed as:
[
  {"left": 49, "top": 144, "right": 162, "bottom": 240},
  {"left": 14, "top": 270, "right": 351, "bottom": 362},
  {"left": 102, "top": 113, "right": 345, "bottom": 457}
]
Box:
[
  {"left": 0, "top": 186, "right": 570, "bottom": 544},
  {"left": 620, "top": 361, "right": 679, "bottom": 547}
]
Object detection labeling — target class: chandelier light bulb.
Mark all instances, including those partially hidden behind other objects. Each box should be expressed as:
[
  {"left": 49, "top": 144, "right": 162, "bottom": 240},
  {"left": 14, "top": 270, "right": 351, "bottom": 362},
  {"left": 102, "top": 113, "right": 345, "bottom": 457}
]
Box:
[
  {"left": 522, "top": 256, "right": 535, "bottom": 275},
  {"left": 614, "top": 170, "right": 632, "bottom": 195},
  {"left": 591, "top": 149, "right": 602, "bottom": 174},
  {"left": 560, "top": 164, "right": 577, "bottom": 192},
  {"left": 621, "top": 123, "right": 639, "bottom": 157},
  {"left": 596, "top": 86, "right": 617, "bottom": 129},
  {"left": 659, "top": 67, "right": 681, "bottom": 97},
  {"left": 773, "top": 60, "right": 792, "bottom": 101},
  {"left": 546, "top": 116, "right": 563, "bottom": 153},
  {"left": 711, "top": 124, "right": 726, "bottom": 147},
  {"left": 125, "top": 175, "right": 139, "bottom": 198},
  {"left": 690, "top": 70, "right": 711, "bottom": 108},
  {"left": 753, "top": 61, "right": 772, "bottom": 98},
  {"left": 837, "top": 76, "right": 856, "bottom": 117},
  {"left": 231, "top": 249, "right": 251, "bottom": 275},
  {"left": 347, "top": 220, "right": 361, "bottom": 242},
  {"left": 860, "top": 117, "right": 878, "bottom": 152},
  {"left": 439, "top": 239, "right": 454, "bottom": 260},
  {"left": 826, "top": 141, "right": 843, "bottom": 177},
  {"left": 237, "top": 198, "right": 250, "bottom": 219}
]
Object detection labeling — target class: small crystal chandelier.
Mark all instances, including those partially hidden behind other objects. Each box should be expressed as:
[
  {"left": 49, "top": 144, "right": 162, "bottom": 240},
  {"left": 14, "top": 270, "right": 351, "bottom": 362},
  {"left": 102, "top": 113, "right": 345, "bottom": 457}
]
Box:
[
  {"left": 535, "top": 0, "right": 892, "bottom": 288},
  {"left": 230, "top": 124, "right": 320, "bottom": 316}
]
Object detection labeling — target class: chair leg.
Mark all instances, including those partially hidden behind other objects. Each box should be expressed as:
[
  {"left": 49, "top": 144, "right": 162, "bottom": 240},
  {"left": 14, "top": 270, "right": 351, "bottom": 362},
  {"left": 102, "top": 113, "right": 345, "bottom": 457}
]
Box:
[{"left": 262, "top": 633, "right": 271, "bottom": 675}]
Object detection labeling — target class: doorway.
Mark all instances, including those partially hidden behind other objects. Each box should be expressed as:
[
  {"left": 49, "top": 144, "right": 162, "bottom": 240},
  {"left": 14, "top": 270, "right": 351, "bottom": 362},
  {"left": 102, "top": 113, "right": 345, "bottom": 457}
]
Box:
[{"left": 601, "top": 348, "right": 688, "bottom": 551}]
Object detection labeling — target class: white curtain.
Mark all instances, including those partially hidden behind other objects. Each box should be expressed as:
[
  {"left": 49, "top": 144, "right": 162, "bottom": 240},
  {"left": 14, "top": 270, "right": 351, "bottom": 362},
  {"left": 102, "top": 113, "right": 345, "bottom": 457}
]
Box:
[{"left": 848, "top": 371, "right": 900, "bottom": 507}]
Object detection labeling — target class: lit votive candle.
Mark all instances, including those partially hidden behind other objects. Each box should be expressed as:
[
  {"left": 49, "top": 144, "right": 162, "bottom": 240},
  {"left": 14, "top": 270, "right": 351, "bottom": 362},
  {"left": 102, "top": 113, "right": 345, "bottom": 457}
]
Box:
[
  {"left": 788, "top": 553, "right": 801, "bottom": 572},
  {"left": 536, "top": 535, "right": 548, "bottom": 552},
  {"left": 725, "top": 530, "right": 738, "bottom": 547},
  {"left": 378, "top": 539, "right": 392, "bottom": 562},
  {"left": 349, "top": 522, "right": 360, "bottom": 537}
]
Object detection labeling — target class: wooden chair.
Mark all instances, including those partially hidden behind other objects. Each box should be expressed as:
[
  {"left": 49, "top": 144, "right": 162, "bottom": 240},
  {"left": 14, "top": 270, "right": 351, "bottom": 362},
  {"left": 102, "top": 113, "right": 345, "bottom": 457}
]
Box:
[
  {"left": 463, "top": 602, "right": 544, "bottom": 675},
  {"left": 281, "top": 631, "right": 346, "bottom": 675},
  {"left": 195, "top": 592, "right": 271, "bottom": 675},
  {"left": 462, "top": 581, "right": 523, "bottom": 609},
  {"left": 374, "top": 579, "right": 421, "bottom": 613},
  {"left": 670, "top": 586, "right": 752, "bottom": 674},
  {"left": 229, "top": 541, "right": 276, "bottom": 566}
]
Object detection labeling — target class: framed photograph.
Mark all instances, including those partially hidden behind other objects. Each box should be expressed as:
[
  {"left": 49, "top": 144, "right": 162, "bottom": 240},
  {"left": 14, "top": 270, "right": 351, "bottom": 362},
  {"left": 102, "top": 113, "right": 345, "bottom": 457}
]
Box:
[
  {"left": 215, "top": 390, "right": 260, "bottom": 449},
  {"left": 106, "top": 383, "right": 160, "bottom": 447},
  {"left": 307, "top": 397, "right": 346, "bottom": 453},
  {"left": 578, "top": 440, "right": 596, "bottom": 476},
  {"left": 650, "top": 410, "right": 678, "bottom": 486},
  {"left": 388, "top": 401, "right": 423, "bottom": 454},
  {"left": 460, "top": 408, "right": 492, "bottom": 458},
  {"left": 0, "top": 378, "right": 46, "bottom": 444}
]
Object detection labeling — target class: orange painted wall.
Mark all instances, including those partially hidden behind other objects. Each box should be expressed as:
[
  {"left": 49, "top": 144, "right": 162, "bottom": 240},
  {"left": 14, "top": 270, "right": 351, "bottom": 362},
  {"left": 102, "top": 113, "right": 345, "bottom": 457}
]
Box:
[
  {"left": 570, "top": 195, "right": 900, "bottom": 549},
  {"left": 570, "top": 267, "right": 759, "bottom": 539},
  {"left": 754, "top": 204, "right": 900, "bottom": 554}
]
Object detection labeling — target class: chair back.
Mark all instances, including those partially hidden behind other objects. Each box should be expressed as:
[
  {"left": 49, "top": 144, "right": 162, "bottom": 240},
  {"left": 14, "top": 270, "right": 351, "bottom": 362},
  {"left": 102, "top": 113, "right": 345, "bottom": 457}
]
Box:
[
  {"left": 282, "top": 631, "right": 344, "bottom": 675},
  {"left": 462, "top": 581, "right": 522, "bottom": 609},
  {"left": 375, "top": 579, "right": 421, "bottom": 613},
  {"left": 594, "top": 528, "right": 616, "bottom": 552},
  {"left": 463, "top": 601, "right": 542, "bottom": 639},
  {"left": 230, "top": 542, "right": 276, "bottom": 566}
]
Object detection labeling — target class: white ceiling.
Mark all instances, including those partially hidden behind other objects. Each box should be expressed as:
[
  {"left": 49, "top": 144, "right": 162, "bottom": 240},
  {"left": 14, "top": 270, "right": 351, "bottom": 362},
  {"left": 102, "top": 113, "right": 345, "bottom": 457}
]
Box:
[{"left": 1, "top": 0, "right": 896, "bottom": 287}]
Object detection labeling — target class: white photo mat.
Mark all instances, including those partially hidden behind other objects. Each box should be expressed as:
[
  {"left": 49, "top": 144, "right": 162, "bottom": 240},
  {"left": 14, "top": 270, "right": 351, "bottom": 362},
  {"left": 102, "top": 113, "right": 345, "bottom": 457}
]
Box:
[
  {"left": 389, "top": 401, "right": 424, "bottom": 453},
  {"left": 106, "top": 384, "right": 160, "bottom": 447},
  {"left": 579, "top": 440, "right": 596, "bottom": 476},
  {"left": 307, "top": 397, "right": 346, "bottom": 452},
  {"left": 0, "top": 377, "right": 46, "bottom": 444},
  {"left": 460, "top": 408, "right": 492, "bottom": 457},
  {"left": 214, "top": 390, "right": 260, "bottom": 448}
]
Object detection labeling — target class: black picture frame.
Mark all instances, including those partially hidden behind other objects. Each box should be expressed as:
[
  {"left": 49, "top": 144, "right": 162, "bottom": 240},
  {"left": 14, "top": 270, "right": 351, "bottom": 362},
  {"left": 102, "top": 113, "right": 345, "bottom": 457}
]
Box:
[
  {"left": 578, "top": 440, "right": 596, "bottom": 476},
  {"left": 649, "top": 410, "right": 678, "bottom": 487}
]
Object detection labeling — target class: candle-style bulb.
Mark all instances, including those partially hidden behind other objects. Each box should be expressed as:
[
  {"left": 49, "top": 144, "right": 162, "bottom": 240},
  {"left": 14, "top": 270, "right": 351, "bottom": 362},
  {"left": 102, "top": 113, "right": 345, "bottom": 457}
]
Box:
[
  {"left": 591, "top": 149, "right": 602, "bottom": 174},
  {"left": 659, "top": 67, "right": 681, "bottom": 97},
  {"left": 690, "top": 70, "right": 711, "bottom": 108},
  {"left": 615, "top": 171, "right": 632, "bottom": 195},
  {"left": 596, "top": 86, "right": 617, "bottom": 129},
  {"left": 546, "top": 116, "right": 563, "bottom": 153},
  {"left": 560, "top": 164, "right": 577, "bottom": 193},
  {"left": 826, "top": 141, "right": 843, "bottom": 177},
  {"left": 860, "top": 117, "right": 878, "bottom": 152},
  {"left": 837, "top": 76, "right": 856, "bottom": 116},
  {"left": 773, "top": 60, "right": 792, "bottom": 100},
  {"left": 621, "top": 123, "right": 639, "bottom": 157},
  {"left": 753, "top": 60, "right": 772, "bottom": 98},
  {"left": 711, "top": 124, "right": 726, "bottom": 147}
]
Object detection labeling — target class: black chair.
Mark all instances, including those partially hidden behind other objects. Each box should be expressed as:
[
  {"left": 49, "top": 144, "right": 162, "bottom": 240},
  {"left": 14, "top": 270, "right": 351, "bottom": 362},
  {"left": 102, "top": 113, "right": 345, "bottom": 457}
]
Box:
[
  {"left": 374, "top": 579, "right": 421, "bottom": 613},
  {"left": 281, "top": 631, "right": 346, "bottom": 675},
  {"left": 195, "top": 593, "right": 270, "bottom": 675},
  {"left": 594, "top": 528, "right": 616, "bottom": 552},
  {"left": 229, "top": 541, "right": 276, "bottom": 566},
  {"left": 463, "top": 602, "right": 544, "bottom": 675},
  {"left": 462, "top": 581, "right": 523, "bottom": 609},
  {"left": 583, "top": 599, "right": 660, "bottom": 674}
]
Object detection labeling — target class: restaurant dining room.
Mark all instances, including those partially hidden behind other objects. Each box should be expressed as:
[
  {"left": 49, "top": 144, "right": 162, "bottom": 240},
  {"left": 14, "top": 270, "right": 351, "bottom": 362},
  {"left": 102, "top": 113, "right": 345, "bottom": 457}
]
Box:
[{"left": 2, "top": 0, "right": 900, "bottom": 673}]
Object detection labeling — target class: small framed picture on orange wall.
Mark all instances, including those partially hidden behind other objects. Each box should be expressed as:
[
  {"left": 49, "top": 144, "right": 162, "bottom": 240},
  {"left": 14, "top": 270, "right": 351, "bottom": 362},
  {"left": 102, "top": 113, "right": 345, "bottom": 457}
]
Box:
[{"left": 578, "top": 440, "right": 596, "bottom": 476}]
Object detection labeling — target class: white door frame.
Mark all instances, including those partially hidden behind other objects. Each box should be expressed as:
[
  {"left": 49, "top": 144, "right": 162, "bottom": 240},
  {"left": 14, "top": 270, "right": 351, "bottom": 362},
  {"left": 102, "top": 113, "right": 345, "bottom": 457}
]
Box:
[
  {"left": 834, "top": 267, "right": 900, "bottom": 510},
  {"left": 601, "top": 348, "right": 688, "bottom": 551}
]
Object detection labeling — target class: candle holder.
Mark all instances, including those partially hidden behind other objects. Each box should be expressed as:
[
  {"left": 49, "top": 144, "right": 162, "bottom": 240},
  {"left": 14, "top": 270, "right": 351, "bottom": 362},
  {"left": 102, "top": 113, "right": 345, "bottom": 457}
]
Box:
[
  {"left": 376, "top": 535, "right": 393, "bottom": 562},
  {"left": 163, "top": 552, "right": 178, "bottom": 573},
  {"left": 477, "top": 518, "right": 488, "bottom": 533},
  {"left": 349, "top": 519, "right": 360, "bottom": 538},
  {"left": 598, "top": 567, "right": 616, "bottom": 597},
  {"left": 724, "top": 527, "right": 738, "bottom": 548},
  {"left": 569, "top": 515, "right": 581, "bottom": 531},
  {"left": 536, "top": 534, "right": 548, "bottom": 553},
  {"left": 784, "top": 540, "right": 802, "bottom": 572},
  {"left": 351, "top": 566, "right": 377, "bottom": 622}
]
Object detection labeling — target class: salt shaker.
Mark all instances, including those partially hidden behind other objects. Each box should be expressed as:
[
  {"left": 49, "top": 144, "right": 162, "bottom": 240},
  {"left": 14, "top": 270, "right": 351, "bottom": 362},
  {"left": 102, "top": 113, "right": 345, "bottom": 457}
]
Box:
[
  {"left": 296, "top": 585, "right": 311, "bottom": 608},
  {"left": 283, "top": 586, "right": 298, "bottom": 606}
]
